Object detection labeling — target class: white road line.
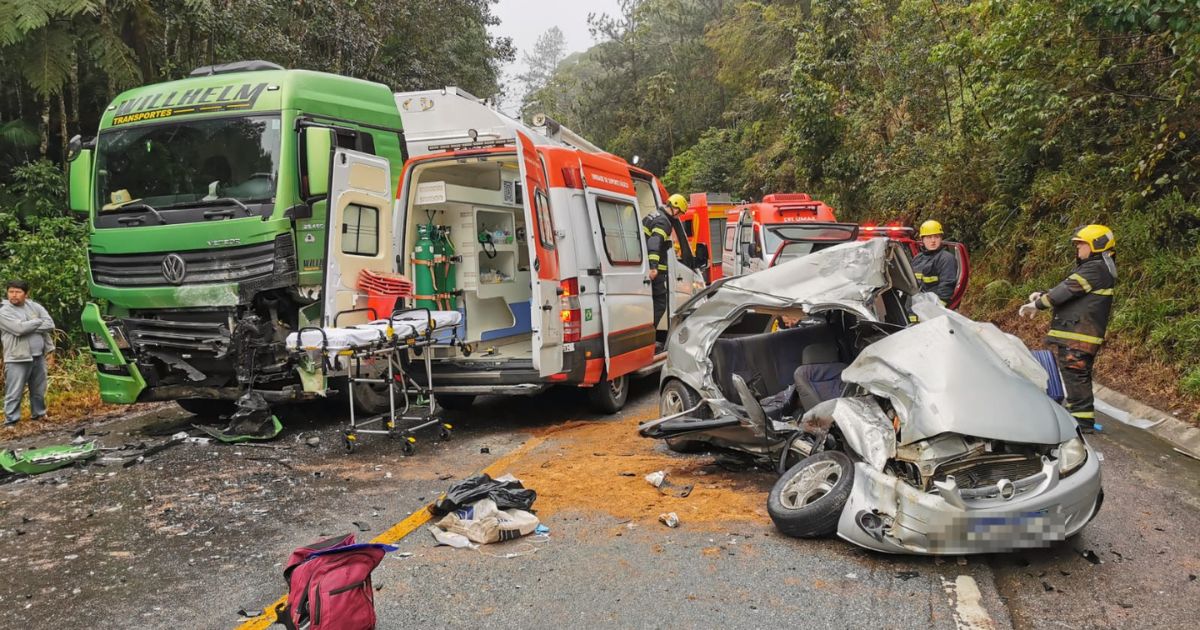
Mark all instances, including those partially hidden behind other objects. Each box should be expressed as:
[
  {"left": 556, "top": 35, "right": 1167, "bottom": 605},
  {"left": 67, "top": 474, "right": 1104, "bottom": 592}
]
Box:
[{"left": 942, "top": 574, "right": 997, "bottom": 630}]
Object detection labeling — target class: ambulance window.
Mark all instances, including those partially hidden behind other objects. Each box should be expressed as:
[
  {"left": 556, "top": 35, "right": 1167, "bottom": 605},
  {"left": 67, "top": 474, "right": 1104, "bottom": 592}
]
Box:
[
  {"left": 724, "top": 225, "right": 736, "bottom": 251},
  {"left": 596, "top": 198, "right": 643, "bottom": 265},
  {"left": 535, "top": 189, "right": 554, "bottom": 249},
  {"left": 632, "top": 178, "right": 657, "bottom": 219},
  {"left": 341, "top": 203, "right": 379, "bottom": 256},
  {"left": 710, "top": 219, "right": 726, "bottom": 262}
]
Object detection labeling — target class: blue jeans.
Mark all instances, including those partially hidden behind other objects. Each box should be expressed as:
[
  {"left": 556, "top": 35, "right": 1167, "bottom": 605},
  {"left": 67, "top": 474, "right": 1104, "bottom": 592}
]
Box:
[{"left": 4, "top": 356, "right": 47, "bottom": 424}]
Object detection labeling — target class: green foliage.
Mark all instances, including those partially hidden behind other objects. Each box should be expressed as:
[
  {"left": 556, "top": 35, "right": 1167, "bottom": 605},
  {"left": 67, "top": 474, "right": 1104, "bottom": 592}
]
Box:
[
  {"left": 536, "top": 0, "right": 1200, "bottom": 395},
  {"left": 0, "top": 216, "right": 90, "bottom": 345}
]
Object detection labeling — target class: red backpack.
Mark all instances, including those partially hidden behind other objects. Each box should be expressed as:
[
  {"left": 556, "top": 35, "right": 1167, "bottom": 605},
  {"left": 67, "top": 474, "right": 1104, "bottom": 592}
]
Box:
[{"left": 275, "top": 534, "right": 393, "bottom": 630}]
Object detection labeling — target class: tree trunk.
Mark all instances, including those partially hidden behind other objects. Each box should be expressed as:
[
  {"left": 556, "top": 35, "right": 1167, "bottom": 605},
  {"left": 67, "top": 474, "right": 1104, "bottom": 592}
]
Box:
[
  {"left": 58, "top": 91, "right": 69, "bottom": 171},
  {"left": 39, "top": 97, "right": 51, "bottom": 159}
]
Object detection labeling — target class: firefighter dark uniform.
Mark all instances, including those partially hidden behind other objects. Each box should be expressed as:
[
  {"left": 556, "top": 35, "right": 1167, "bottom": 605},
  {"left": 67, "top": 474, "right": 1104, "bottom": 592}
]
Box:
[
  {"left": 1033, "top": 225, "right": 1117, "bottom": 429},
  {"left": 643, "top": 209, "right": 672, "bottom": 328},
  {"left": 911, "top": 246, "right": 959, "bottom": 304}
]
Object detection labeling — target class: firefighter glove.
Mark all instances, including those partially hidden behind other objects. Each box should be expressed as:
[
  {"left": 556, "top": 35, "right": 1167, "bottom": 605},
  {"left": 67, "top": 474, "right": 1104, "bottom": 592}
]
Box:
[{"left": 1018, "top": 301, "right": 1039, "bottom": 319}]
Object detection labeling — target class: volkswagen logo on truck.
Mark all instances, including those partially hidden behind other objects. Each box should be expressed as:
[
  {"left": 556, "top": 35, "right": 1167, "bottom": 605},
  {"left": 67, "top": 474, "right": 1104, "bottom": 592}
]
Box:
[{"left": 161, "top": 253, "right": 187, "bottom": 285}]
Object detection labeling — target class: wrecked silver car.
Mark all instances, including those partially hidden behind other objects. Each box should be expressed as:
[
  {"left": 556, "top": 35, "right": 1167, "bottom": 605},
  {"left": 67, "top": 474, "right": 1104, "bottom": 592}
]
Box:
[{"left": 640, "top": 239, "right": 1102, "bottom": 554}]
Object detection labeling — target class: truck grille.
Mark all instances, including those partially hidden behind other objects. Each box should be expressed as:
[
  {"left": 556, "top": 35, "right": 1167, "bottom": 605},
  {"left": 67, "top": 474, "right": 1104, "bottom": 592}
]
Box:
[
  {"left": 123, "top": 315, "right": 231, "bottom": 358},
  {"left": 90, "top": 235, "right": 291, "bottom": 288},
  {"left": 932, "top": 455, "right": 1044, "bottom": 489}
]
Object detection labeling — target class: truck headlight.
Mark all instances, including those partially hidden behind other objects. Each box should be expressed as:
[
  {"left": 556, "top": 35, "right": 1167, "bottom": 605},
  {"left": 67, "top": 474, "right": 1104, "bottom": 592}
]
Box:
[
  {"left": 1056, "top": 437, "right": 1088, "bottom": 476},
  {"left": 110, "top": 326, "right": 130, "bottom": 350},
  {"left": 88, "top": 333, "right": 110, "bottom": 352}
]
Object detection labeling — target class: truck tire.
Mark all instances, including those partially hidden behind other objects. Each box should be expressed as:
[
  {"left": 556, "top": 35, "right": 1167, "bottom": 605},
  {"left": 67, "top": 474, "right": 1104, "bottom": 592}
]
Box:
[
  {"left": 176, "top": 398, "right": 237, "bottom": 418},
  {"left": 660, "top": 379, "right": 708, "bottom": 453},
  {"left": 768, "top": 451, "right": 855, "bottom": 538},
  {"left": 588, "top": 374, "right": 629, "bottom": 414}
]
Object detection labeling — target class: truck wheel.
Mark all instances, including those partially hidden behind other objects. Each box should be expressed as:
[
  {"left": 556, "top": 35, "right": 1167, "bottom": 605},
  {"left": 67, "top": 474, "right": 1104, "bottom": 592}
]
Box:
[
  {"left": 588, "top": 374, "right": 629, "bottom": 414},
  {"left": 660, "top": 380, "right": 708, "bottom": 453},
  {"left": 437, "top": 395, "right": 476, "bottom": 411},
  {"left": 176, "top": 398, "right": 236, "bottom": 418},
  {"left": 768, "top": 451, "right": 855, "bottom": 538}
]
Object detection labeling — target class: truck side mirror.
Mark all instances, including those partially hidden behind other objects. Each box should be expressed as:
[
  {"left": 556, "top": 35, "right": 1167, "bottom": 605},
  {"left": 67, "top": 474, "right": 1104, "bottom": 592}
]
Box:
[
  {"left": 303, "top": 127, "right": 335, "bottom": 199},
  {"left": 68, "top": 138, "right": 93, "bottom": 216}
]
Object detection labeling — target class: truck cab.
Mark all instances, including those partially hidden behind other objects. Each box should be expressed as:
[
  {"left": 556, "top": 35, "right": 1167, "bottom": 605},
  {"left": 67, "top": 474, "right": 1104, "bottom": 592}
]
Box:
[{"left": 70, "top": 61, "right": 407, "bottom": 411}]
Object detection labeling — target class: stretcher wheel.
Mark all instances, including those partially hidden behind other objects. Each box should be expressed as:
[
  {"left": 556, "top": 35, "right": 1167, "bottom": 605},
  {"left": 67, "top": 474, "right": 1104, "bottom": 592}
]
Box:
[
  {"left": 401, "top": 437, "right": 416, "bottom": 455},
  {"left": 343, "top": 434, "right": 357, "bottom": 453},
  {"left": 438, "top": 424, "right": 453, "bottom": 440}
]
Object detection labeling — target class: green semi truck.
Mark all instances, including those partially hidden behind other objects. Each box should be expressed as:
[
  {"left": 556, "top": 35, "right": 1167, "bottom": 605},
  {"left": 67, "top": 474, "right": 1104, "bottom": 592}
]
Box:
[{"left": 68, "top": 61, "right": 407, "bottom": 414}]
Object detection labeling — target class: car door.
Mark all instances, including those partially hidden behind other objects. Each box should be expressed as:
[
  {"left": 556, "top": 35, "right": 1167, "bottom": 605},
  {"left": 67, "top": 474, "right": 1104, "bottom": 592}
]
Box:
[
  {"left": 945, "top": 241, "right": 971, "bottom": 310},
  {"left": 666, "top": 214, "right": 704, "bottom": 322},
  {"left": 515, "top": 131, "right": 564, "bottom": 376},
  {"left": 582, "top": 163, "right": 654, "bottom": 378},
  {"left": 322, "top": 149, "right": 395, "bottom": 327}
]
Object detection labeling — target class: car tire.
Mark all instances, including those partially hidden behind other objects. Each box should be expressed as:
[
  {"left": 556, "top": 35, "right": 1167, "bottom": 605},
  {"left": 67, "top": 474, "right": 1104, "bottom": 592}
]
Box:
[
  {"left": 768, "top": 450, "right": 855, "bottom": 538},
  {"left": 176, "top": 398, "right": 237, "bottom": 418},
  {"left": 588, "top": 374, "right": 629, "bottom": 414},
  {"left": 659, "top": 379, "right": 709, "bottom": 453},
  {"left": 437, "top": 395, "right": 476, "bottom": 411}
]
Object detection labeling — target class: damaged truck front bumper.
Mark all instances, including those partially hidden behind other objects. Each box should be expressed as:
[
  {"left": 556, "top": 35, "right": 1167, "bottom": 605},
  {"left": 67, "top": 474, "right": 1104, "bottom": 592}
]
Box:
[{"left": 837, "top": 446, "right": 1103, "bottom": 555}]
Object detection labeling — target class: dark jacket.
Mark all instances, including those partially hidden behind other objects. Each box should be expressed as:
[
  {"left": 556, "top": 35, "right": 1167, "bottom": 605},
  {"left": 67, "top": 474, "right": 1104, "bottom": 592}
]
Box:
[
  {"left": 1035, "top": 253, "right": 1116, "bottom": 354},
  {"left": 911, "top": 246, "right": 958, "bottom": 303},
  {"left": 642, "top": 210, "right": 672, "bottom": 281}
]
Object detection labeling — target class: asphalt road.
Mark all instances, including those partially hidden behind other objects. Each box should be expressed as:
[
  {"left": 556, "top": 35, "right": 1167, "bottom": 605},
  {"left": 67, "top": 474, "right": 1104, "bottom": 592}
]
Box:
[{"left": 0, "top": 379, "right": 1196, "bottom": 629}]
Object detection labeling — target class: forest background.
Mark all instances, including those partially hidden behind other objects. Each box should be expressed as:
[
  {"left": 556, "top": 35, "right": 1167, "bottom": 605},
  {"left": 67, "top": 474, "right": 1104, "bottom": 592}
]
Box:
[{"left": 1, "top": 0, "right": 1197, "bottom": 420}]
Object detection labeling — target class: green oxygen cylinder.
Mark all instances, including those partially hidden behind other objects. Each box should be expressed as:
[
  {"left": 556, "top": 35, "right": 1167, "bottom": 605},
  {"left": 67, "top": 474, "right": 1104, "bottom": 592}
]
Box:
[
  {"left": 434, "top": 226, "right": 457, "bottom": 310},
  {"left": 412, "top": 223, "right": 437, "bottom": 310}
]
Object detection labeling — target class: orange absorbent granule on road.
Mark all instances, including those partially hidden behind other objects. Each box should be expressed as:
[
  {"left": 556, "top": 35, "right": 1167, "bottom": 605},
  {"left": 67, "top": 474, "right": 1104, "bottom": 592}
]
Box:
[{"left": 508, "top": 408, "right": 771, "bottom": 527}]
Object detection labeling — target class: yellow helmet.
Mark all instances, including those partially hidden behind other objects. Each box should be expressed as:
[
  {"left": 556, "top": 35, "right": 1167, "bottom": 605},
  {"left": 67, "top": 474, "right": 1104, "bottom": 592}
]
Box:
[
  {"left": 1072, "top": 224, "right": 1115, "bottom": 253},
  {"left": 918, "top": 220, "right": 943, "bottom": 237},
  {"left": 667, "top": 193, "right": 688, "bottom": 213}
]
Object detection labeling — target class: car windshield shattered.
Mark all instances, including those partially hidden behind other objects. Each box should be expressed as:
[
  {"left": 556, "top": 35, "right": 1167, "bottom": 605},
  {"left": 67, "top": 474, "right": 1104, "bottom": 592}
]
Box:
[
  {"left": 642, "top": 239, "right": 1103, "bottom": 555},
  {"left": 95, "top": 114, "right": 282, "bottom": 215}
]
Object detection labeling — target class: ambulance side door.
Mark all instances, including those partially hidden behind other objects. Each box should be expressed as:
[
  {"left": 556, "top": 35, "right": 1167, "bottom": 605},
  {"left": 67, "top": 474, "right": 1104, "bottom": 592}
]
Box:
[
  {"left": 516, "top": 131, "right": 564, "bottom": 376},
  {"left": 322, "top": 149, "right": 395, "bottom": 326}
]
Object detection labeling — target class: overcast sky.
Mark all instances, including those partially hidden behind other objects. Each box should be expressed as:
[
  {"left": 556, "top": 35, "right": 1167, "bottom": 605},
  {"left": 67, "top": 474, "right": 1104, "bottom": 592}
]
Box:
[{"left": 491, "top": 0, "right": 623, "bottom": 112}]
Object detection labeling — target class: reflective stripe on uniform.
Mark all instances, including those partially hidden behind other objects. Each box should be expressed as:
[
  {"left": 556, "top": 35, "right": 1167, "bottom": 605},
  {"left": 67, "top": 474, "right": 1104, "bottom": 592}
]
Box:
[
  {"left": 921, "top": 276, "right": 939, "bottom": 283},
  {"left": 1039, "top": 294, "right": 1052, "bottom": 308},
  {"left": 658, "top": 265, "right": 668, "bottom": 271},
  {"left": 1070, "top": 410, "right": 1096, "bottom": 419},
  {"left": 652, "top": 227, "right": 669, "bottom": 238},
  {"left": 1069, "top": 273, "right": 1093, "bottom": 292},
  {"left": 1048, "top": 329, "right": 1104, "bottom": 345},
  {"left": 1091, "top": 288, "right": 1114, "bottom": 295},
  {"left": 648, "top": 254, "right": 661, "bottom": 262}
]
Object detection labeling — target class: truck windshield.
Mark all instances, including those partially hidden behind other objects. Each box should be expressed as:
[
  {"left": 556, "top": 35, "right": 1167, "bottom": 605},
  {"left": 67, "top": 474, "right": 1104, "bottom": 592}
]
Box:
[{"left": 95, "top": 114, "right": 282, "bottom": 213}]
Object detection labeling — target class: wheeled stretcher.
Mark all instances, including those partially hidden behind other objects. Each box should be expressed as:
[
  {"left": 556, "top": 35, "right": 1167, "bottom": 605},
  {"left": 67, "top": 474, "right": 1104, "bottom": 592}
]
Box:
[{"left": 286, "top": 308, "right": 464, "bottom": 453}]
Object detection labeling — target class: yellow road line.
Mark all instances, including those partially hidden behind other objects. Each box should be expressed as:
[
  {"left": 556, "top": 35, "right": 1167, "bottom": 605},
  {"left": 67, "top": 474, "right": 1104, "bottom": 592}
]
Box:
[{"left": 235, "top": 434, "right": 547, "bottom": 629}]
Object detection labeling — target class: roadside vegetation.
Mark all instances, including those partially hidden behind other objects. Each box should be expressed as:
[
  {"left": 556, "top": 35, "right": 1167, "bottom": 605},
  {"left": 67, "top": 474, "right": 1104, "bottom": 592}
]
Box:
[{"left": 524, "top": 0, "right": 1200, "bottom": 421}]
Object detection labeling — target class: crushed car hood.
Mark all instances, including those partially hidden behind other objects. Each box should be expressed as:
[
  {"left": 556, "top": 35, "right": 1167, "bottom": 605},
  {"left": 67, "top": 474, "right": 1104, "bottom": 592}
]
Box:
[
  {"left": 842, "top": 310, "right": 1076, "bottom": 446},
  {"left": 666, "top": 239, "right": 900, "bottom": 399}
]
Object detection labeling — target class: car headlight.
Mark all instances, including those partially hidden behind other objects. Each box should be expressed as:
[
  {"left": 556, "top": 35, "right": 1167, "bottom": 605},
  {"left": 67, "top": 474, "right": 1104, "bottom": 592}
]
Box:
[{"left": 1056, "top": 436, "right": 1088, "bottom": 476}]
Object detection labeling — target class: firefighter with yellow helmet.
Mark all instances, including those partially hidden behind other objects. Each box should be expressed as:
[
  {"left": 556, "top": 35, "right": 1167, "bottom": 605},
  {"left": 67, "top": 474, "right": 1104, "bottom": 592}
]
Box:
[
  {"left": 1019, "top": 224, "right": 1117, "bottom": 430},
  {"left": 911, "top": 220, "right": 959, "bottom": 304},
  {"left": 644, "top": 194, "right": 687, "bottom": 331}
]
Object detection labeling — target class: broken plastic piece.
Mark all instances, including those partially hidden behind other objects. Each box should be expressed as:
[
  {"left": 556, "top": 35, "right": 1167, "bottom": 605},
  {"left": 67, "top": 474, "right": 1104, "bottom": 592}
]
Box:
[
  {"left": 659, "top": 512, "right": 680, "bottom": 528},
  {"left": 0, "top": 442, "right": 97, "bottom": 475}
]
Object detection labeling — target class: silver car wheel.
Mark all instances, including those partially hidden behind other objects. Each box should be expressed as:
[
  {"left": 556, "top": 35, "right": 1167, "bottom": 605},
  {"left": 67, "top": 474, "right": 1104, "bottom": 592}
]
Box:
[
  {"left": 778, "top": 460, "right": 844, "bottom": 509},
  {"left": 661, "top": 388, "right": 686, "bottom": 415}
]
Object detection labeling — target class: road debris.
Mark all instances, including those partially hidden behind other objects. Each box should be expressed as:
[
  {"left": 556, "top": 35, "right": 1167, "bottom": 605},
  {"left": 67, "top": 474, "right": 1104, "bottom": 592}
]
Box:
[
  {"left": 431, "top": 473, "right": 536, "bottom": 515},
  {"left": 0, "top": 442, "right": 97, "bottom": 475},
  {"left": 1080, "top": 549, "right": 1103, "bottom": 565},
  {"left": 434, "top": 498, "right": 540, "bottom": 544},
  {"left": 305, "top": 436, "right": 321, "bottom": 448},
  {"left": 659, "top": 512, "right": 680, "bottom": 528},
  {"left": 195, "top": 392, "right": 283, "bottom": 442},
  {"left": 644, "top": 470, "right": 693, "bottom": 498}
]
